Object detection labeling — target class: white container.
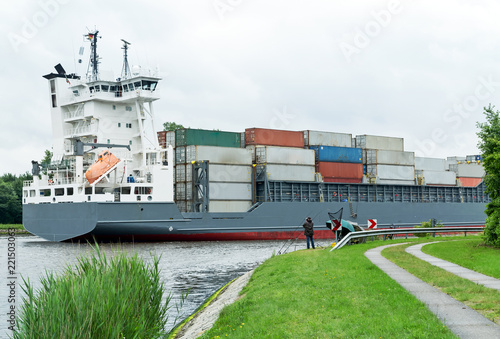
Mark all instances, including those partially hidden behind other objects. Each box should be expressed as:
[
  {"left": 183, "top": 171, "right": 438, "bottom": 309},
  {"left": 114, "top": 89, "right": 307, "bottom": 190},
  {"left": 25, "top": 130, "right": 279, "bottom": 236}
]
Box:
[
  {"left": 209, "top": 200, "right": 253, "bottom": 212},
  {"left": 246, "top": 145, "right": 256, "bottom": 162},
  {"left": 415, "top": 157, "right": 446, "bottom": 171},
  {"left": 175, "top": 165, "right": 186, "bottom": 182},
  {"left": 355, "top": 135, "right": 404, "bottom": 151},
  {"left": 450, "top": 163, "right": 485, "bottom": 178},
  {"left": 166, "top": 131, "right": 175, "bottom": 147},
  {"left": 303, "top": 130, "right": 352, "bottom": 147},
  {"left": 260, "top": 164, "right": 316, "bottom": 182},
  {"left": 351, "top": 137, "right": 356, "bottom": 148},
  {"left": 376, "top": 179, "right": 415, "bottom": 186},
  {"left": 186, "top": 145, "right": 252, "bottom": 165},
  {"left": 255, "top": 146, "right": 315, "bottom": 165},
  {"left": 367, "top": 164, "right": 415, "bottom": 181},
  {"left": 175, "top": 182, "right": 192, "bottom": 200},
  {"left": 175, "top": 147, "right": 186, "bottom": 164},
  {"left": 419, "top": 170, "right": 457, "bottom": 185},
  {"left": 178, "top": 164, "right": 252, "bottom": 183},
  {"left": 210, "top": 182, "right": 252, "bottom": 200},
  {"left": 365, "top": 150, "right": 414, "bottom": 166},
  {"left": 209, "top": 164, "right": 252, "bottom": 182}
]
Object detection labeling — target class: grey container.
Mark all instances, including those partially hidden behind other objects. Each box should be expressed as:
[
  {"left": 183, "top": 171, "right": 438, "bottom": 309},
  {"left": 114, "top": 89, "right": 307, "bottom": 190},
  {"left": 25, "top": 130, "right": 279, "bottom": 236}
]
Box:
[
  {"left": 303, "top": 130, "right": 352, "bottom": 147},
  {"left": 255, "top": 146, "right": 315, "bottom": 165},
  {"left": 365, "top": 150, "right": 415, "bottom": 166},
  {"left": 175, "top": 147, "right": 186, "bottom": 164},
  {"left": 415, "top": 157, "right": 446, "bottom": 171},
  {"left": 259, "top": 164, "right": 316, "bottom": 182},
  {"left": 367, "top": 164, "right": 415, "bottom": 181},
  {"left": 355, "top": 135, "right": 404, "bottom": 151},
  {"left": 449, "top": 163, "right": 485, "bottom": 178},
  {"left": 375, "top": 179, "right": 415, "bottom": 186},
  {"left": 417, "top": 170, "right": 457, "bottom": 185},
  {"left": 209, "top": 200, "right": 253, "bottom": 212},
  {"left": 210, "top": 182, "right": 252, "bottom": 200},
  {"left": 186, "top": 145, "right": 252, "bottom": 165}
]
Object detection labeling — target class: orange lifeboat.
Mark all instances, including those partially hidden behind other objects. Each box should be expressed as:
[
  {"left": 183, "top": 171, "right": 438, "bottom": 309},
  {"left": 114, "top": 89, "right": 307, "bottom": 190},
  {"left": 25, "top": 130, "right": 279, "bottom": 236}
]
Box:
[{"left": 85, "top": 150, "right": 120, "bottom": 184}]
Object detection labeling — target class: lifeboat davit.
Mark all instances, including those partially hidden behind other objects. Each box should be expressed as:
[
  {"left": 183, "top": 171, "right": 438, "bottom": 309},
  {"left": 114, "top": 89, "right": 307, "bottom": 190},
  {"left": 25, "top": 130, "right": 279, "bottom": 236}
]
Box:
[{"left": 85, "top": 150, "right": 120, "bottom": 184}]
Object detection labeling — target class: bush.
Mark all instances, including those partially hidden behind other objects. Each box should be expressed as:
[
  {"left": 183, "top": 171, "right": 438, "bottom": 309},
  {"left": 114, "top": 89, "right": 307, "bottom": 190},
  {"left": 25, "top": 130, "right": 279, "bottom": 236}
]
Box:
[
  {"left": 414, "top": 219, "right": 443, "bottom": 238},
  {"left": 484, "top": 200, "right": 500, "bottom": 247},
  {"left": 13, "top": 244, "right": 172, "bottom": 338}
]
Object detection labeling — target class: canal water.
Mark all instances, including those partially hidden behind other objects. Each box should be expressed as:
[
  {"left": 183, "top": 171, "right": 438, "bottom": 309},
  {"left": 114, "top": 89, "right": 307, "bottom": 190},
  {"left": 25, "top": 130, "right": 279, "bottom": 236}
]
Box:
[{"left": 0, "top": 234, "right": 310, "bottom": 337}]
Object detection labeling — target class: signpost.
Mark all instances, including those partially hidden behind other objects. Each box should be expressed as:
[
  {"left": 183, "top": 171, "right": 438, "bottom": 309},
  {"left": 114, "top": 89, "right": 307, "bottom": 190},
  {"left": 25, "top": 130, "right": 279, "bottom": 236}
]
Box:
[{"left": 368, "top": 219, "right": 377, "bottom": 229}]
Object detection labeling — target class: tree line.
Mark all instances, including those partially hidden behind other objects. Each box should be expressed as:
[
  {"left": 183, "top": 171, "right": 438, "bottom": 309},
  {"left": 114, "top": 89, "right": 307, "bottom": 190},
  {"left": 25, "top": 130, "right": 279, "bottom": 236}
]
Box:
[{"left": 0, "top": 172, "right": 32, "bottom": 224}]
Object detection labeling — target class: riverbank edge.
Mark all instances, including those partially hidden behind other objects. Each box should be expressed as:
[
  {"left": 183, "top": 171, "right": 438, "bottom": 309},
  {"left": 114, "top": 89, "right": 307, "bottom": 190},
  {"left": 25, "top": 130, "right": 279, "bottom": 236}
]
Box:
[
  {"left": 169, "top": 270, "right": 254, "bottom": 338},
  {"left": 168, "top": 278, "right": 236, "bottom": 338}
]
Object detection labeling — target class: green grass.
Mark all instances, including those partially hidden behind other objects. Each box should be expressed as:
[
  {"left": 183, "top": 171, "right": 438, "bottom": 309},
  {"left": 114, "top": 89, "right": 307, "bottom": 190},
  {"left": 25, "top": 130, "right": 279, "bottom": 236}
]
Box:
[
  {"left": 199, "top": 239, "right": 457, "bottom": 339},
  {"left": 422, "top": 238, "right": 500, "bottom": 278},
  {"left": 13, "top": 244, "right": 174, "bottom": 338},
  {"left": 0, "top": 224, "right": 25, "bottom": 230},
  {"left": 382, "top": 237, "right": 500, "bottom": 325}
]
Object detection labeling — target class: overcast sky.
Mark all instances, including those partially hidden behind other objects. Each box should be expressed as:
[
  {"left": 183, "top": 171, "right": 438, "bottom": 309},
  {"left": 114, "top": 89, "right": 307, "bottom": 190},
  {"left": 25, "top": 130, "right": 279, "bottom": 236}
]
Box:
[{"left": 1, "top": 0, "right": 499, "bottom": 175}]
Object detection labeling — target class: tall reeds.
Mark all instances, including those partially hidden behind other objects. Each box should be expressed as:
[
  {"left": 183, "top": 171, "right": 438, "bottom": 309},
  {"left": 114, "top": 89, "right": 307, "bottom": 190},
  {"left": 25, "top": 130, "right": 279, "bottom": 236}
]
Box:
[{"left": 12, "top": 244, "right": 172, "bottom": 338}]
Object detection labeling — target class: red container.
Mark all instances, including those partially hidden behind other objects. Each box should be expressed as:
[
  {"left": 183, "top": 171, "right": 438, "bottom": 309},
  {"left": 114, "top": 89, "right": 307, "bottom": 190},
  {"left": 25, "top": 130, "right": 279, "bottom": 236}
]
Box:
[
  {"left": 458, "top": 177, "right": 483, "bottom": 187},
  {"left": 245, "top": 128, "right": 304, "bottom": 148},
  {"left": 157, "top": 131, "right": 167, "bottom": 148},
  {"left": 324, "top": 177, "right": 362, "bottom": 183},
  {"left": 316, "top": 162, "right": 363, "bottom": 179}
]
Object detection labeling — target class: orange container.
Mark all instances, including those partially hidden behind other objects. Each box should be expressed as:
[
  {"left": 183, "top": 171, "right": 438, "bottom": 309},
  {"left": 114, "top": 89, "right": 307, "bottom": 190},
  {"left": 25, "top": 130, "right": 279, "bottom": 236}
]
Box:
[
  {"left": 457, "top": 177, "right": 483, "bottom": 187},
  {"left": 85, "top": 150, "right": 120, "bottom": 184},
  {"left": 245, "top": 128, "right": 304, "bottom": 148},
  {"left": 316, "top": 162, "right": 363, "bottom": 179},
  {"left": 324, "top": 177, "right": 362, "bottom": 183}
]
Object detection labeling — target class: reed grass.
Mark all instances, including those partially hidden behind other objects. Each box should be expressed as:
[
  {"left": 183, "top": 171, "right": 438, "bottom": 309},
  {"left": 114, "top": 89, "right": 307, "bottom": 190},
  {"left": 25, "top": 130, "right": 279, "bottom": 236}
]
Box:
[{"left": 12, "top": 244, "right": 172, "bottom": 339}]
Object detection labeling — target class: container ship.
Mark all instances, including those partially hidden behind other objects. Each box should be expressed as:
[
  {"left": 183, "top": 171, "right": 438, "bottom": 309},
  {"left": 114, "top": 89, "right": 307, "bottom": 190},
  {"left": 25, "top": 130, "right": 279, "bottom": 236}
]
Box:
[{"left": 22, "top": 31, "right": 488, "bottom": 242}]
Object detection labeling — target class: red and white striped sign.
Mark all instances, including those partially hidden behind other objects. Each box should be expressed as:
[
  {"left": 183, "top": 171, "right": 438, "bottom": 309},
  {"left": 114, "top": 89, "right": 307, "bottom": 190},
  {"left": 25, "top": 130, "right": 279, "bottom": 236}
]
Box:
[
  {"left": 332, "top": 220, "right": 342, "bottom": 231},
  {"left": 368, "top": 219, "right": 377, "bottom": 229}
]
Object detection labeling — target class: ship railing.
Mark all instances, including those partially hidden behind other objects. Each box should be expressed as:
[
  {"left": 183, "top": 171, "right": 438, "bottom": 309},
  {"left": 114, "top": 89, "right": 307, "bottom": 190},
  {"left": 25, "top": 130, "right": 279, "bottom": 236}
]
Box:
[
  {"left": 64, "top": 123, "right": 98, "bottom": 137},
  {"left": 330, "top": 225, "right": 485, "bottom": 251}
]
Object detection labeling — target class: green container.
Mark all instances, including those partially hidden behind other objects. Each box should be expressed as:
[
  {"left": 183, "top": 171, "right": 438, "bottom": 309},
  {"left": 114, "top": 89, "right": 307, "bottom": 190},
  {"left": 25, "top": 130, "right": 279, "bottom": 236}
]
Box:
[{"left": 175, "top": 129, "right": 242, "bottom": 148}]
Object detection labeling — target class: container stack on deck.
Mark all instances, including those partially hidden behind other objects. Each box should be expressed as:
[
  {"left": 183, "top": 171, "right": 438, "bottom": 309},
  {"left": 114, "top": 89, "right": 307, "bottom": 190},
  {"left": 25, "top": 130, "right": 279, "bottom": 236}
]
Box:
[
  {"left": 173, "top": 129, "right": 252, "bottom": 212},
  {"left": 304, "top": 130, "right": 363, "bottom": 183},
  {"left": 415, "top": 157, "right": 456, "bottom": 186},
  {"left": 355, "top": 135, "right": 416, "bottom": 185},
  {"left": 448, "top": 155, "right": 484, "bottom": 187},
  {"left": 157, "top": 126, "right": 486, "bottom": 212}
]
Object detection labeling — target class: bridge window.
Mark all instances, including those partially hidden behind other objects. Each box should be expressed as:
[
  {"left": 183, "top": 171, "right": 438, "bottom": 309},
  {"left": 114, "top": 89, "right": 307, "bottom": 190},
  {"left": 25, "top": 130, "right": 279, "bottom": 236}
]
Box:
[
  {"left": 101, "top": 85, "right": 109, "bottom": 92},
  {"left": 55, "top": 188, "right": 64, "bottom": 196}
]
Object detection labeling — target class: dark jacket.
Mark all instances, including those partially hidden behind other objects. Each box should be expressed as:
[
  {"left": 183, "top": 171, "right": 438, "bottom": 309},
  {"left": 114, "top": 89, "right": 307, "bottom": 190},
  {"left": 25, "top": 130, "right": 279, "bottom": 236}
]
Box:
[{"left": 302, "top": 220, "right": 314, "bottom": 237}]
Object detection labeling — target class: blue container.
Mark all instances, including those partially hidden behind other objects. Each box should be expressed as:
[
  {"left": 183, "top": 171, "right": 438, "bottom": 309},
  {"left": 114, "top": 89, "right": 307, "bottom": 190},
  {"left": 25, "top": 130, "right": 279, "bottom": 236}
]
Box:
[{"left": 308, "top": 146, "right": 363, "bottom": 163}]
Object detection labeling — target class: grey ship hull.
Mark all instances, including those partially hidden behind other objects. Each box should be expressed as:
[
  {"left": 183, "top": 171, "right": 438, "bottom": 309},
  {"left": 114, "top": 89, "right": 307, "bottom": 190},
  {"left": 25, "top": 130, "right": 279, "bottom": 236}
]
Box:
[{"left": 23, "top": 201, "right": 486, "bottom": 242}]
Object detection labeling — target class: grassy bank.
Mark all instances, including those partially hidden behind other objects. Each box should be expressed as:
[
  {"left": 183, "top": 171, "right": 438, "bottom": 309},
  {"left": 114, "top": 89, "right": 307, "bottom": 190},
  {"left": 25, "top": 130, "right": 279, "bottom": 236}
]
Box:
[
  {"left": 0, "top": 224, "right": 28, "bottom": 234},
  {"left": 383, "top": 238, "right": 500, "bottom": 324},
  {"left": 200, "top": 238, "right": 458, "bottom": 338}
]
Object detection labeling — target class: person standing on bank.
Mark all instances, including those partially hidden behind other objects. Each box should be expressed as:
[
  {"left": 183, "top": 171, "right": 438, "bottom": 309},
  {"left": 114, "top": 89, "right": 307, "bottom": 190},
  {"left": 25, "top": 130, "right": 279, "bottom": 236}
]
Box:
[{"left": 302, "top": 217, "right": 315, "bottom": 249}]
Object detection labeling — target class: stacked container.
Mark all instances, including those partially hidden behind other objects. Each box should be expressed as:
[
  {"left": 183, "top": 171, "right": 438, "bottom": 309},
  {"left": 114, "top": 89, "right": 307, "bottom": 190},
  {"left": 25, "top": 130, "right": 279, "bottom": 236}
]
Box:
[
  {"left": 253, "top": 146, "right": 316, "bottom": 182},
  {"left": 175, "top": 145, "right": 253, "bottom": 212},
  {"left": 415, "top": 157, "right": 456, "bottom": 186},
  {"left": 356, "top": 134, "right": 415, "bottom": 185},
  {"left": 157, "top": 131, "right": 175, "bottom": 149},
  {"left": 303, "top": 130, "right": 352, "bottom": 147},
  {"left": 308, "top": 144, "right": 363, "bottom": 183},
  {"left": 245, "top": 128, "right": 304, "bottom": 148},
  {"left": 449, "top": 162, "right": 485, "bottom": 187}
]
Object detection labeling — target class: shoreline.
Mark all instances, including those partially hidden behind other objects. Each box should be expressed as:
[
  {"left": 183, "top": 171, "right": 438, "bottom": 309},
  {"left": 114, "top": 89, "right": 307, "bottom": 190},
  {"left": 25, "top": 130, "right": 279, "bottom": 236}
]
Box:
[{"left": 171, "top": 270, "right": 254, "bottom": 339}]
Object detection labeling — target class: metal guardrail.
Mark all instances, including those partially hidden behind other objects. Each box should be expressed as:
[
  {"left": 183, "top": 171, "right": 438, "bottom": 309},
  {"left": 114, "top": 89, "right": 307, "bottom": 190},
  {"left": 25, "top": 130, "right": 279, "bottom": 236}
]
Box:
[{"left": 330, "top": 226, "right": 485, "bottom": 251}]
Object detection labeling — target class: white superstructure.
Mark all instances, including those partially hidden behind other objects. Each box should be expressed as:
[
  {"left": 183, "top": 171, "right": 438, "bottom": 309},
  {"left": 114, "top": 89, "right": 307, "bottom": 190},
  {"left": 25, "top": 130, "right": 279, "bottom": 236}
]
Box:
[{"left": 23, "top": 30, "right": 174, "bottom": 205}]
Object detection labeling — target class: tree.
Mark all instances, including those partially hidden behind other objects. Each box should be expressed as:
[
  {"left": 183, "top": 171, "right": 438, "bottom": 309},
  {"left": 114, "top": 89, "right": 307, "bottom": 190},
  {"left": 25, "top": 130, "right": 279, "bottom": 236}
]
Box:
[
  {"left": 163, "top": 122, "right": 185, "bottom": 131},
  {"left": 476, "top": 104, "right": 500, "bottom": 246}
]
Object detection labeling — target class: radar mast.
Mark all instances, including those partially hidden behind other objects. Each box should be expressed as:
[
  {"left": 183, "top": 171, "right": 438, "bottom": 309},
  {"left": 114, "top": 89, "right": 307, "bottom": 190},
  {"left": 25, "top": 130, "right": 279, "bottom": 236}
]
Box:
[
  {"left": 85, "top": 30, "right": 100, "bottom": 82},
  {"left": 121, "top": 39, "right": 131, "bottom": 79}
]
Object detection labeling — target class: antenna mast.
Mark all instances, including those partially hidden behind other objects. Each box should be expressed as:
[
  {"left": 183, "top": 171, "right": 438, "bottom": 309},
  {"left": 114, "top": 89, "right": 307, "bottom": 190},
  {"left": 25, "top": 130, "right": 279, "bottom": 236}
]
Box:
[
  {"left": 85, "top": 30, "right": 100, "bottom": 82},
  {"left": 121, "top": 39, "right": 131, "bottom": 79}
]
